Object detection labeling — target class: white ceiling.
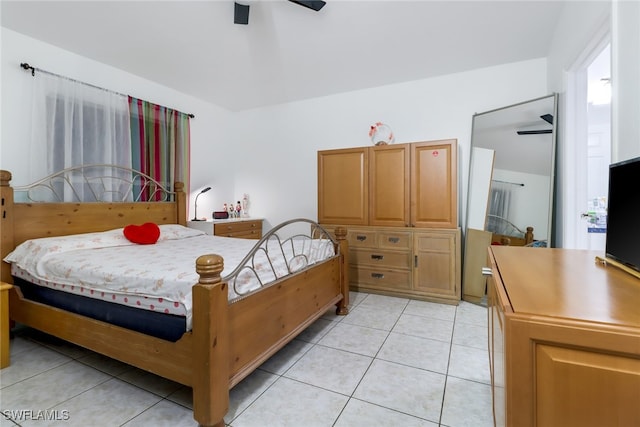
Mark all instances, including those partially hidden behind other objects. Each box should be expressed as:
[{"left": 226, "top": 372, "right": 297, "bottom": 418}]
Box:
[
  {"left": 472, "top": 95, "right": 556, "bottom": 176},
  {"left": 1, "top": 0, "right": 567, "bottom": 111}
]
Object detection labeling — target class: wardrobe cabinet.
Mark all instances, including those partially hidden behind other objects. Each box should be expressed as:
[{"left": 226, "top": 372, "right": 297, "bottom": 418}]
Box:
[
  {"left": 318, "top": 139, "right": 460, "bottom": 303},
  {"left": 318, "top": 139, "right": 457, "bottom": 229}
]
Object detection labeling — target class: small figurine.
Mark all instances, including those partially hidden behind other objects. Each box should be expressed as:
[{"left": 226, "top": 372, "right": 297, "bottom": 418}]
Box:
[
  {"left": 242, "top": 193, "right": 250, "bottom": 217},
  {"left": 236, "top": 201, "right": 242, "bottom": 217}
]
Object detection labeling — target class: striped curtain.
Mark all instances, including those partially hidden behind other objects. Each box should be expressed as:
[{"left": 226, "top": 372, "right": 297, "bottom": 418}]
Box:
[{"left": 128, "top": 97, "right": 190, "bottom": 200}]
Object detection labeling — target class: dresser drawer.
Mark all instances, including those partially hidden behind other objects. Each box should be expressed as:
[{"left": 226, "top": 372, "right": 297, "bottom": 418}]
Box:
[
  {"left": 349, "top": 266, "right": 411, "bottom": 290},
  {"left": 214, "top": 220, "right": 262, "bottom": 239},
  {"left": 377, "top": 231, "right": 411, "bottom": 250},
  {"left": 347, "top": 229, "right": 378, "bottom": 248},
  {"left": 218, "top": 229, "right": 262, "bottom": 239},
  {"left": 351, "top": 248, "right": 411, "bottom": 269}
]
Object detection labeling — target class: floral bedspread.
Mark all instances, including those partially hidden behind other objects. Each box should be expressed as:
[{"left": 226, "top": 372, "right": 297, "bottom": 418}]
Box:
[{"left": 4, "top": 224, "right": 335, "bottom": 330}]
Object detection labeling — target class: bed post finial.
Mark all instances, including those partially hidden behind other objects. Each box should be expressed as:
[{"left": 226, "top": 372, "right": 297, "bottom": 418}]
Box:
[
  {"left": 195, "top": 254, "right": 224, "bottom": 284},
  {"left": 0, "top": 170, "right": 12, "bottom": 187}
]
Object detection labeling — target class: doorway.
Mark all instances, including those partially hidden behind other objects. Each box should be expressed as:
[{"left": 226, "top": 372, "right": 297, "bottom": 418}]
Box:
[
  {"left": 564, "top": 40, "right": 611, "bottom": 250},
  {"left": 583, "top": 44, "right": 611, "bottom": 250}
]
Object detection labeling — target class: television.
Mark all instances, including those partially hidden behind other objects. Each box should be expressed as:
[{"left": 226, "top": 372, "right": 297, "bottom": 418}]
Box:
[{"left": 605, "top": 156, "right": 640, "bottom": 274}]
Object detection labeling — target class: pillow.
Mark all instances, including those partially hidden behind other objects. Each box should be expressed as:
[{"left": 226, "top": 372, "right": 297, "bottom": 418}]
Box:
[
  {"left": 157, "top": 224, "right": 205, "bottom": 240},
  {"left": 123, "top": 222, "right": 161, "bottom": 245}
]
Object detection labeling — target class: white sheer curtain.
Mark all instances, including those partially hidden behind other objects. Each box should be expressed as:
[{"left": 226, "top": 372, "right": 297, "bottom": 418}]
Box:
[
  {"left": 29, "top": 71, "right": 132, "bottom": 201},
  {"left": 487, "top": 181, "right": 513, "bottom": 234}
]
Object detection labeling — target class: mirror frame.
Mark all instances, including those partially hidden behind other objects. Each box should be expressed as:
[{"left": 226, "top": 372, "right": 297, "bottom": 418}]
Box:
[
  {"left": 466, "top": 93, "right": 558, "bottom": 247},
  {"left": 462, "top": 94, "right": 558, "bottom": 303}
]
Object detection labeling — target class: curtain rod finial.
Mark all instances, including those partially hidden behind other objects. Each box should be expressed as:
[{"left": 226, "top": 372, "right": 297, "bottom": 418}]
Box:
[{"left": 20, "top": 62, "right": 35, "bottom": 76}]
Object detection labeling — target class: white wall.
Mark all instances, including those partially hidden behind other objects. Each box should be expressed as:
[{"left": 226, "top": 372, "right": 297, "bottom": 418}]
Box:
[
  {"left": 0, "top": 28, "right": 235, "bottom": 219},
  {"left": 547, "top": 0, "right": 640, "bottom": 247},
  {"left": 492, "top": 169, "right": 551, "bottom": 239},
  {"left": 612, "top": 0, "right": 640, "bottom": 162},
  {"left": 1, "top": 28, "right": 549, "bottom": 232},
  {"left": 228, "top": 59, "right": 548, "bottom": 229}
]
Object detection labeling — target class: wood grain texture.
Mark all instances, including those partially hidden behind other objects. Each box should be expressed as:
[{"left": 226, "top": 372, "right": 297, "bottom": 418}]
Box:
[
  {"left": 488, "top": 246, "right": 640, "bottom": 427},
  {"left": 0, "top": 169, "right": 349, "bottom": 427}
]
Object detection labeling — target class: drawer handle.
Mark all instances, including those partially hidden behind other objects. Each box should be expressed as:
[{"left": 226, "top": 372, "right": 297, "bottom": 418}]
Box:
[
  {"left": 388, "top": 237, "right": 400, "bottom": 244},
  {"left": 371, "top": 254, "right": 384, "bottom": 260},
  {"left": 356, "top": 235, "right": 367, "bottom": 241},
  {"left": 482, "top": 267, "right": 492, "bottom": 277},
  {"left": 371, "top": 273, "right": 384, "bottom": 279}
]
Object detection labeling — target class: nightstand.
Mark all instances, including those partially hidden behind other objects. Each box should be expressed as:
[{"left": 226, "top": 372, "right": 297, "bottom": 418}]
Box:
[
  {"left": 1, "top": 282, "right": 12, "bottom": 369},
  {"left": 187, "top": 218, "right": 263, "bottom": 239}
]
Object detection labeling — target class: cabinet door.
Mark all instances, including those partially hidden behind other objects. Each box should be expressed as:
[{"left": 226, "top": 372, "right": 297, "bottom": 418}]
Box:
[
  {"left": 369, "top": 144, "right": 410, "bottom": 227},
  {"left": 411, "top": 140, "right": 458, "bottom": 228},
  {"left": 413, "top": 230, "right": 460, "bottom": 300},
  {"left": 318, "top": 148, "right": 368, "bottom": 225},
  {"left": 536, "top": 344, "right": 640, "bottom": 427}
]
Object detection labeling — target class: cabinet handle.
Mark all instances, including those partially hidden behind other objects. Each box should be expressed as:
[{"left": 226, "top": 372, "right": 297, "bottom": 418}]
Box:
[
  {"left": 356, "top": 235, "right": 367, "bottom": 241},
  {"left": 482, "top": 267, "right": 493, "bottom": 277},
  {"left": 388, "top": 237, "right": 400, "bottom": 244},
  {"left": 414, "top": 255, "right": 418, "bottom": 267},
  {"left": 371, "top": 254, "right": 384, "bottom": 260},
  {"left": 371, "top": 273, "right": 384, "bottom": 279}
]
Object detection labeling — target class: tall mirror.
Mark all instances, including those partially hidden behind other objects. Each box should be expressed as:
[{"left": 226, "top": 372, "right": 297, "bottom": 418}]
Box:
[{"left": 463, "top": 94, "right": 558, "bottom": 302}]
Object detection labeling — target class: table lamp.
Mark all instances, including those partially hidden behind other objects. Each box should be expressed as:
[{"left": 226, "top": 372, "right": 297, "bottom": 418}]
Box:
[{"left": 192, "top": 186, "right": 211, "bottom": 221}]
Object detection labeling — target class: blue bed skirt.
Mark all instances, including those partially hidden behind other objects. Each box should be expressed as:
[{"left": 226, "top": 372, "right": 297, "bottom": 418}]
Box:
[{"left": 13, "top": 277, "right": 187, "bottom": 342}]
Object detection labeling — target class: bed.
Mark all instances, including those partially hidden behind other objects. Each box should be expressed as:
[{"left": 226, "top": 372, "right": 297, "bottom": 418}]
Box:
[
  {"left": 486, "top": 214, "right": 539, "bottom": 246},
  {"left": 0, "top": 165, "right": 349, "bottom": 427}
]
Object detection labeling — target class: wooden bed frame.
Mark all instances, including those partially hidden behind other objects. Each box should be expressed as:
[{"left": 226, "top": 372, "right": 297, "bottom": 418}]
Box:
[
  {"left": 491, "top": 226, "right": 534, "bottom": 246},
  {"left": 0, "top": 169, "right": 349, "bottom": 427}
]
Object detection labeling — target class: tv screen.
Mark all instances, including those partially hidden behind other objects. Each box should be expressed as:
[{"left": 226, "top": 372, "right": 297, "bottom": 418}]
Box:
[{"left": 605, "top": 156, "right": 640, "bottom": 272}]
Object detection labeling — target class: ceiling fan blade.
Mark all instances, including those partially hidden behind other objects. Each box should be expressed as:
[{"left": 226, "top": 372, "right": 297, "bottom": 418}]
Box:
[
  {"left": 289, "top": 0, "right": 326, "bottom": 11},
  {"left": 517, "top": 130, "right": 553, "bottom": 135},
  {"left": 234, "top": 2, "right": 250, "bottom": 25}
]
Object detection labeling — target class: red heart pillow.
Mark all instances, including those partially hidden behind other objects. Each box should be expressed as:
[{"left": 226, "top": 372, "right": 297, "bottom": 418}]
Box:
[{"left": 123, "top": 223, "right": 160, "bottom": 245}]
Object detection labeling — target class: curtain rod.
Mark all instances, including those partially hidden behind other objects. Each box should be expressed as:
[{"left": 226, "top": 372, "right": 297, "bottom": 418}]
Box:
[
  {"left": 20, "top": 62, "right": 195, "bottom": 119},
  {"left": 492, "top": 179, "right": 524, "bottom": 187}
]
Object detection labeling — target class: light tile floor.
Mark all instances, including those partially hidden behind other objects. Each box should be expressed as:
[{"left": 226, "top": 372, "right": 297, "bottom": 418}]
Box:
[{"left": 0, "top": 292, "right": 493, "bottom": 427}]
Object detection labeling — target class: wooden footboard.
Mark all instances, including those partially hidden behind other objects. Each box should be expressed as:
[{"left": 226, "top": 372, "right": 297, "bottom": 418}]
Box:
[{"left": 7, "top": 243, "right": 348, "bottom": 426}]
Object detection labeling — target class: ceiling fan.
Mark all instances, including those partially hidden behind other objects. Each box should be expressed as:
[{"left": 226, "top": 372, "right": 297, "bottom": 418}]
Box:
[
  {"left": 235, "top": 1, "right": 326, "bottom": 25},
  {"left": 516, "top": 114, "right": 553, "bottom": 135}
]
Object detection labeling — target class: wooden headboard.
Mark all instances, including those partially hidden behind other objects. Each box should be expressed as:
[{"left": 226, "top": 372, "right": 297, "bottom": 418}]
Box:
[{"left": 0, "top": 168, "right": 187, "bottom": 284}]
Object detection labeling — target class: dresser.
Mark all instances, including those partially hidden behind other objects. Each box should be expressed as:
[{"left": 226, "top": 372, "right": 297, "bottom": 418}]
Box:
[
  {"left": 187, "top": 218, "right": 263, "bottom": 239},
  {"left": 487, "top": 246, "right": 640, "bottom": 427},
  {"left": 318, "top": 139, "right": 460, "bottom": 303},
  {"left": 322, "top": 225, "right": 460, "bottom": 304}
]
